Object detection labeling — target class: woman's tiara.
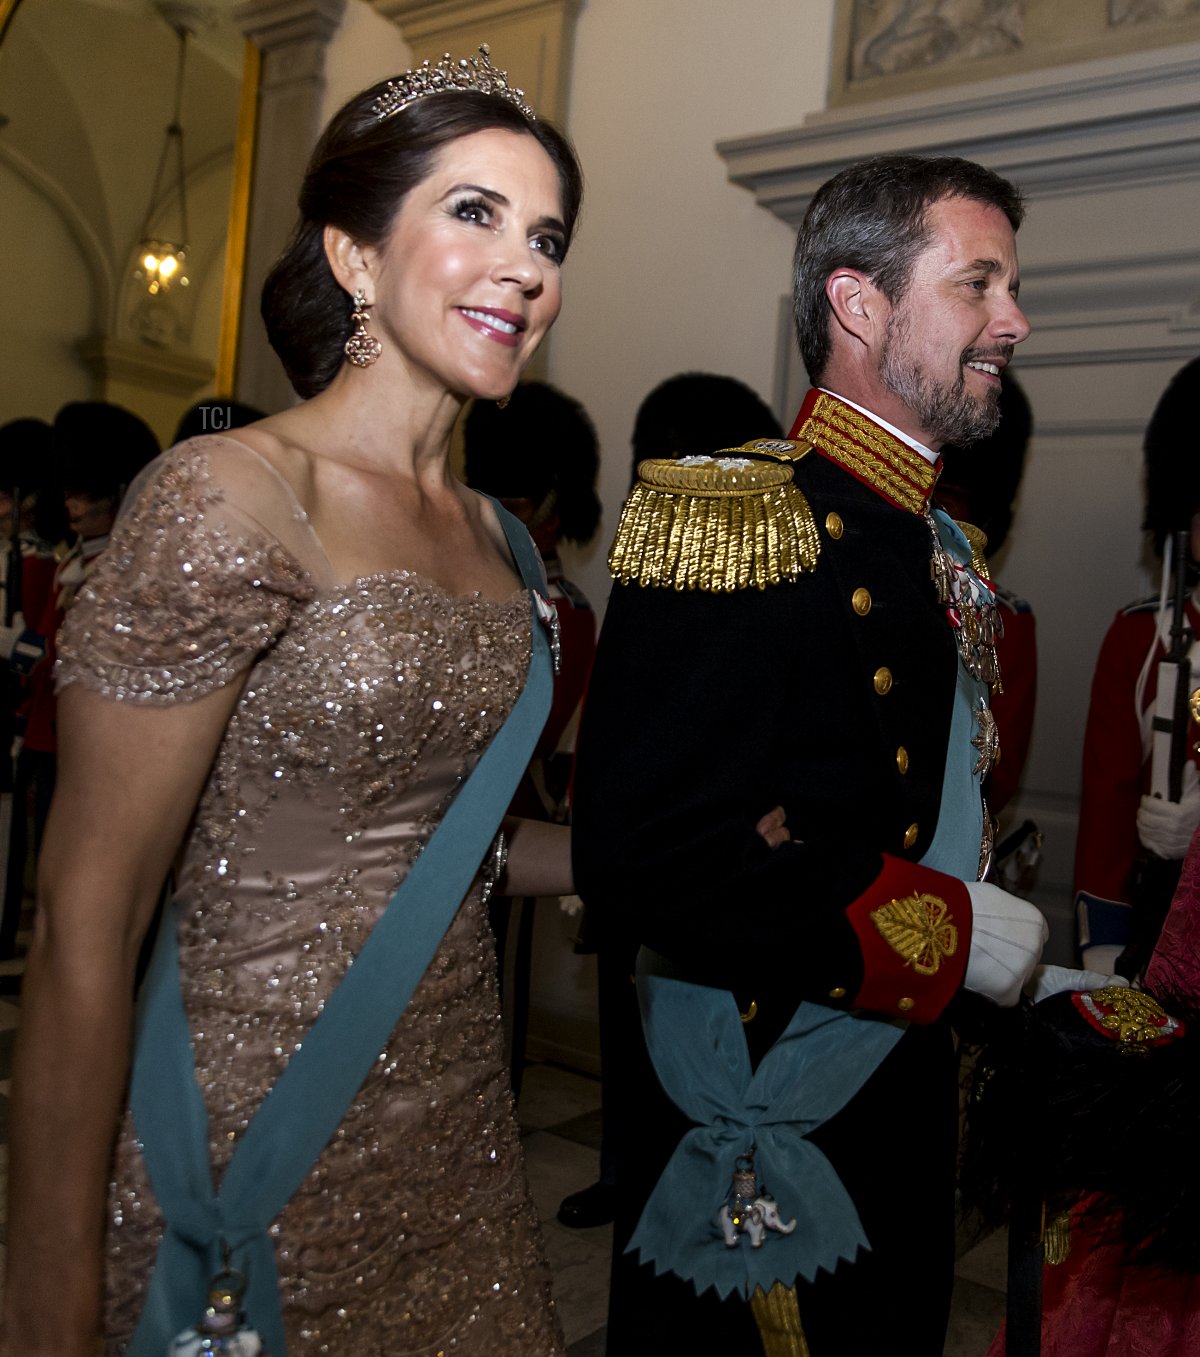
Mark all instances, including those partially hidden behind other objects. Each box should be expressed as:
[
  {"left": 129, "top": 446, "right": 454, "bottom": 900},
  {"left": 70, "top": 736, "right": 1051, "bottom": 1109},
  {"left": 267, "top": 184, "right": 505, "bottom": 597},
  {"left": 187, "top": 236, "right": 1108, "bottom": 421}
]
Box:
[{"left": 371, "top": 44, "right": 535, "bottom": 123}]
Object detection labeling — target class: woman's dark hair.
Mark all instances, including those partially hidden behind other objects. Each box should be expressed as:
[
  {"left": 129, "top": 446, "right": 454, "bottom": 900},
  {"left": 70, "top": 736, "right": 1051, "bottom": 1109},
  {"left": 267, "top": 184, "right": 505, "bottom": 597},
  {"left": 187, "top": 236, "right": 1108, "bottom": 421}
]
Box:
[
  {"left": 262, "top": 89, "right": 583, "bottom": 400},
  {"left": 462, "top": 381, "right": 600, "bottom": 545},
  {"left": 793, "top": 154, "right": 1025, "bottom": 385},
  {"left": 1143, "top": 355, "right": 1200, "bottom": 557}
]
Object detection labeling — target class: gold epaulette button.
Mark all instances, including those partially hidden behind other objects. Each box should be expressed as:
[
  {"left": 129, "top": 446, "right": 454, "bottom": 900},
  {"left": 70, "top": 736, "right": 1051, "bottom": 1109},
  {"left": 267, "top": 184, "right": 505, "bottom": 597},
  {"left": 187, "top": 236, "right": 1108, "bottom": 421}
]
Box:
[
  {"left": 825, "top": 512, "right": 844, "bottom": 540},
  {"left": 896, "top": 746, "right": 909, "bottom": 774},
  {"left": 874, "top": 667, "right": 893, "bottom": 695},
  {"left": 852, "top": 587, "right": 872, "bottom": 616},
  {"left": 903, "top": 822, "right": 919, "bottom": 849},
  {"left": 897, "top": 997, "right": 915, "bottom": 1013}
]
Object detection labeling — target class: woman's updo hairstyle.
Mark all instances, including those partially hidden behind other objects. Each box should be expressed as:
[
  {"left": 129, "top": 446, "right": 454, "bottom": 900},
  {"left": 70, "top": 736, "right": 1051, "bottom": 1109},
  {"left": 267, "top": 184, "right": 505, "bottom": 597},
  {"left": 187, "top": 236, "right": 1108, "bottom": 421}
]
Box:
[{"left": 262, "top": 86, "right": 583, "bottom": 399}]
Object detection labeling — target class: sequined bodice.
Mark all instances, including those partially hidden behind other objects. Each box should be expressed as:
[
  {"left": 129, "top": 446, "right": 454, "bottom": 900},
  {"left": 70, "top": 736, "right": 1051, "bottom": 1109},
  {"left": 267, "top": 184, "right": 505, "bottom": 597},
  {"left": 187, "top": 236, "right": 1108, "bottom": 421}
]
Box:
[
  {"left": 58, "top": 439, "right": 563, "bottom": 1356},
  {"left": 182, "top": 574, "right": 527, "bottom": 1023}
]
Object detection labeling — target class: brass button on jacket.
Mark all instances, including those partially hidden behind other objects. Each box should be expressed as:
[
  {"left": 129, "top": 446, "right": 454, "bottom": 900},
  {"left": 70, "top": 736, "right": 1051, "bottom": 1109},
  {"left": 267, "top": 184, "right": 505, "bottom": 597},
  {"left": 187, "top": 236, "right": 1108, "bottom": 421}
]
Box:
[
  {"left": 828, "top": 986, "right": 847, "bottom": 1000},
  {"left": 896, "top": 746, "right": 909, "bottom": 775},
  {"left": 825, "top": 511, "right": 844, "bottom": 540},
  {"left": 852, "top": 587, "right": 872, "bottom": 616},
  {"left": 874, "top": 666, "right": 893, "bottom": 695},
  {"left": 897, "top": 997, "right": 915, "bottom": 1013},
  {"left": 903, "top": 822, "right": 919, "bottom": 849}
]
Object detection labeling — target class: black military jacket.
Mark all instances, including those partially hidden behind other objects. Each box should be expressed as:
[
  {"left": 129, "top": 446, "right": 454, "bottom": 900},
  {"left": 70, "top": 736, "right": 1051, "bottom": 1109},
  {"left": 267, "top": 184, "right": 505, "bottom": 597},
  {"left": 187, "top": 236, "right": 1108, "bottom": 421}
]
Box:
[{"left": 572, "top": 390, "right": 985, "bottom": 1034}]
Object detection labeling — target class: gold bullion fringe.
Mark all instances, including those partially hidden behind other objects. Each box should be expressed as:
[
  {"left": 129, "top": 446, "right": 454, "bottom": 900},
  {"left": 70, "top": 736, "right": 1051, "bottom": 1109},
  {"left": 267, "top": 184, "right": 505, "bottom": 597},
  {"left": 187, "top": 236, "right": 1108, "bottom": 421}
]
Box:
[
  {"left": 609, "top": 471, "right": 819, "bottom": 592},
  {"left": 1044, "top": 1208, "right": 1073, "bottom": 1266},
  {"left": 750, "top": 1282, "right": 812, "bottom": 1357},
  {"left": 956, "top": 520, "right": 991, "bottom": 580}
]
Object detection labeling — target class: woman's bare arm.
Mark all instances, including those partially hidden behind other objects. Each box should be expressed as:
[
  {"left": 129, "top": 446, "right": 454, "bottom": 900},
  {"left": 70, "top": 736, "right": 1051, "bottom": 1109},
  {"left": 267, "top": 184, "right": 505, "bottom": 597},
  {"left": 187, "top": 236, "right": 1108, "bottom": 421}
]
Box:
[{"left": 3, "top": 681, "right": 243, "bottom": 1357}]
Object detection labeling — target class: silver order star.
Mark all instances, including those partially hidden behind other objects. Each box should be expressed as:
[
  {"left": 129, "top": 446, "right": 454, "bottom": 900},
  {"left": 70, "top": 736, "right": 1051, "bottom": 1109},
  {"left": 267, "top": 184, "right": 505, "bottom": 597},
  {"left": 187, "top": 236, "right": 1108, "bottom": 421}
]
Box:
[{"left": 972, "top": 706, "right": 1000, "bottom": 776}]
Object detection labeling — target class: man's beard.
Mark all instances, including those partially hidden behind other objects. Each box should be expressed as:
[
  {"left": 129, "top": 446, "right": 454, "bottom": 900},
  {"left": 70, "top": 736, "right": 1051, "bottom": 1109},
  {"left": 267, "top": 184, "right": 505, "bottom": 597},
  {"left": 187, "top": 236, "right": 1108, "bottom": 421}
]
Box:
[{"left": 880, "top": 308, "right": 1003, "bottom": 447}]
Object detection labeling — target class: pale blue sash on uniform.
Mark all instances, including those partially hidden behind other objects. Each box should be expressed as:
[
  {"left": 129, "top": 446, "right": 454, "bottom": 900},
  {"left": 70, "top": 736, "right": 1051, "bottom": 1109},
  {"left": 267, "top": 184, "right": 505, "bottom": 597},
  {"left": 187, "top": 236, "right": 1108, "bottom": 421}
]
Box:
[
  {"left": 127, "top": 505, "right": 551, "bottom": 1357},
  {"left": 923, "top": 507, "right": 990, "bottom": 881}
]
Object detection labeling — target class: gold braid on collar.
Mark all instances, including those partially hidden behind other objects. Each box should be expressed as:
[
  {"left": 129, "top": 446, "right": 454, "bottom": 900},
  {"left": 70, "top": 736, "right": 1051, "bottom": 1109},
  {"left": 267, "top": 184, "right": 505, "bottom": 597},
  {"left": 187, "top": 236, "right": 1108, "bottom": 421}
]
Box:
[
  {"left": 609, "top": 444, "right": 819, "bottom": 591},
  {"left": 796, "top": 392, "right": 938, "bottom": 514}
]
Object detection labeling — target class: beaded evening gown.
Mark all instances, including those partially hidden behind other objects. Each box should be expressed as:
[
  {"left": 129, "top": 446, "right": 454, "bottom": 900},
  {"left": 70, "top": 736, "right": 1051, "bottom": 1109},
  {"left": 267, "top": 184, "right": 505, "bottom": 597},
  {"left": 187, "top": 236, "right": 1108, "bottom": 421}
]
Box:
[{"left": 56, "top": 437, "right": 565, "bottom": 1356}]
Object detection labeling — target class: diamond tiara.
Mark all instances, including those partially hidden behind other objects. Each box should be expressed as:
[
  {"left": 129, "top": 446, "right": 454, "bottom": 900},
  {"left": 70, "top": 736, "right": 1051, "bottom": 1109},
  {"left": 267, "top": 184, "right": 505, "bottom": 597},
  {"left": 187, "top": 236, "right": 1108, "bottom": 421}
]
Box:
[{"left": 371, "top": 44, "right": 535, "bottom": 123}]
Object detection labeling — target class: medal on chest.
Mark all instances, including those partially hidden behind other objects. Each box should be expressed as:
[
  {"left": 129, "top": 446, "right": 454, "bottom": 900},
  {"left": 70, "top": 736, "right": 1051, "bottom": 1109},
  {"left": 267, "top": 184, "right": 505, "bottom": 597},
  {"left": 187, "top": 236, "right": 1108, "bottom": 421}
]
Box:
[{"left": 925, "top": 513, "right": 1003, "bottom": 691}]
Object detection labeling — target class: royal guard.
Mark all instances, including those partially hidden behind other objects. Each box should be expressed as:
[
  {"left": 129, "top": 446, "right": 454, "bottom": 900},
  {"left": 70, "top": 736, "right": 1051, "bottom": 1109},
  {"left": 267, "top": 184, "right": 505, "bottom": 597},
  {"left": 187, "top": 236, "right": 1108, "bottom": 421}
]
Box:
[{"left": 1075, "top": 357, "right": 1200, "bottom": 976}]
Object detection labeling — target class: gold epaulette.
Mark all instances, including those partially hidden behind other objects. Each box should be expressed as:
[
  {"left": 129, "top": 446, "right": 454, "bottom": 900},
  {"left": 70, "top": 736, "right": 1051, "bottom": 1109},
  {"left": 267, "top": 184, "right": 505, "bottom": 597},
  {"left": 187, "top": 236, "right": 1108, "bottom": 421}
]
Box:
[
  {"left": 608, "top": 443, "right": 819, "bottom": 591},
  {"left": 956, "top": 521, "right": 991, "bottom": 581}
]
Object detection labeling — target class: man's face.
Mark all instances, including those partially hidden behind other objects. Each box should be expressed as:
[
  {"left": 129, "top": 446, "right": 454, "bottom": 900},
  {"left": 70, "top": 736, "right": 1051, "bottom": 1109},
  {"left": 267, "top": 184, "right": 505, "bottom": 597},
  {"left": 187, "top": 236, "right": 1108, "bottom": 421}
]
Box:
[
  {"left": 878, "top": 195, "right": 1030, "bottom": 449},
  {"left": 65, "top": 491, "right": 117, "bottom": 540}
]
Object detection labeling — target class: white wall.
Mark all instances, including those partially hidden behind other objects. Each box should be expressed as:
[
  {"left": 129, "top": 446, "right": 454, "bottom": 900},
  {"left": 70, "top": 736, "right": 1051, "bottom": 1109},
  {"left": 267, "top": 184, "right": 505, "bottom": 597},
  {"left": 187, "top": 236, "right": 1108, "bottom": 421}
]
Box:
[
  {"left": 0, "top": 162, "right": 96, "bottom": 420},
  {"left": 322, "top": 0, "right": 412, "bottom": 129},
  {"left": 547, "top": 0, "right": 833, "bottom": 615}
]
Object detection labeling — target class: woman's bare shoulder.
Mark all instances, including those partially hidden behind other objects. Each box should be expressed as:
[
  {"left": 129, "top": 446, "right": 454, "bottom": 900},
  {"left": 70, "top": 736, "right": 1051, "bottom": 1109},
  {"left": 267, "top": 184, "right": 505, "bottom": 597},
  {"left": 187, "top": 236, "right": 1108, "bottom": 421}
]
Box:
[{"left": 195, "top": 420, "right": 319, "bottom": 513}]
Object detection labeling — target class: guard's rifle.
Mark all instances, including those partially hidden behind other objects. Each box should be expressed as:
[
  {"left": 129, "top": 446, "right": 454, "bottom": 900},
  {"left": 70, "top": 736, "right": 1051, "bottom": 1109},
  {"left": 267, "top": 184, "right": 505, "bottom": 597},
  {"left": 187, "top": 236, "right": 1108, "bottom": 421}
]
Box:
[
  {"left": 1117, "top": 527, "right": 1194, "bottom": 977},
  {"left": 1156, "top": 527, "right": 1194, "bottom": 803}
]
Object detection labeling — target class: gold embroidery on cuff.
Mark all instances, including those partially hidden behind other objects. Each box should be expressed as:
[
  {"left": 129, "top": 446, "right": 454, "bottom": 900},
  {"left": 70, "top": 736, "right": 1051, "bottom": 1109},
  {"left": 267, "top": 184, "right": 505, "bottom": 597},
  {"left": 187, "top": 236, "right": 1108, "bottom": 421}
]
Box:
[
  {"left": 1078, "top": 986, "right": 1183, "bottom": 1045},
  {"left": 870, "top": 893, "right": 958, "bottom": 976}
]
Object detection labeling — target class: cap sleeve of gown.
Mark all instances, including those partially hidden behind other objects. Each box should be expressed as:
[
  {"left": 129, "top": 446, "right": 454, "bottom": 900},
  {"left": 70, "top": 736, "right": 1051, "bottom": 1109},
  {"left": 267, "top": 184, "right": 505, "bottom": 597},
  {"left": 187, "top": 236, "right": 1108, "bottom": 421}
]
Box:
[{"left": 57, "top": 436, "right": 322, "bottom": 704}]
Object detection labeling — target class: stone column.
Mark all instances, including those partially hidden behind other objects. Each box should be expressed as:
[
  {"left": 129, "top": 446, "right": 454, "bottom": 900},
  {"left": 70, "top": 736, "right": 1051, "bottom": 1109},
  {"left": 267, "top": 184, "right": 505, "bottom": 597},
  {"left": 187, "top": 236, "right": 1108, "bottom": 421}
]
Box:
[{"left": 233, "top": 0, "right": 347, "bottom": 413}]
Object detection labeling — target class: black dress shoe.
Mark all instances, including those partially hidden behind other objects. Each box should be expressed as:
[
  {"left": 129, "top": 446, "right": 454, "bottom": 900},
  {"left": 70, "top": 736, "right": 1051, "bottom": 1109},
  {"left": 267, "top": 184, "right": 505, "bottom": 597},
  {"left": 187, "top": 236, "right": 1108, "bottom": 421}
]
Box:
[{"left": 556, "top": 1180, "right": 616, "bottom": 1228}]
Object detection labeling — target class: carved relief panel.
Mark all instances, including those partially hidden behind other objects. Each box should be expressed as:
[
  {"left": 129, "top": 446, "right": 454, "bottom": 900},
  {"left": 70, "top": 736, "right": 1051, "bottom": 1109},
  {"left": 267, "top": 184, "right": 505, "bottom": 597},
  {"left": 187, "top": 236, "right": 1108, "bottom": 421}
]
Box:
[{"left": 831, "top": 0, "right": 1200, "bottom": 104}]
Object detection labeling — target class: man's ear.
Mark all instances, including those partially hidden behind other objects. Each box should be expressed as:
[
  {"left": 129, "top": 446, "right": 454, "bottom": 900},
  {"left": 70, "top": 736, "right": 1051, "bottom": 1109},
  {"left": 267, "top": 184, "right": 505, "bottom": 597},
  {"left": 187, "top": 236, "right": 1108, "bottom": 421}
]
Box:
[
  {"left": 826, "top": 268, "right": 884, "bottom": 349},
  {"left": 324, "top": 225, "right": 374, "bottom": 300}
]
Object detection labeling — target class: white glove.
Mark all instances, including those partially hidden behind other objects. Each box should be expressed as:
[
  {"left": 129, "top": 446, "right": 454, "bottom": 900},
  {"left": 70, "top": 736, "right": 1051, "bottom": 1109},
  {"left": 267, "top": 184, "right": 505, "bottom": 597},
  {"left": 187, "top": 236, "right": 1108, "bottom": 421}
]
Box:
[
  {"left": 963, "top": 881, "right": 1049, "bottom": 1007},
  {"left": 1136, "top": 763, "right": 1200, "bottom": 859},
  {"left": 1024, "top": 965, "right": 1128, "bottom": 1004}
]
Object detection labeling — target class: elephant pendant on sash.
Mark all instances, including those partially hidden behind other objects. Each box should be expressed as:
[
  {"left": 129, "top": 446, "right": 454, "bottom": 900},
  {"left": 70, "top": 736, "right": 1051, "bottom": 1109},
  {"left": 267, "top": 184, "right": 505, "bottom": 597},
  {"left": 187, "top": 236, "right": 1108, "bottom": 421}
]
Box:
[
  {"left": 717, "top": 1149, "right": 797, "bottom": 1249},
  {"left": 170, "top": 1265, "right": 266, "bottom": 1356}
]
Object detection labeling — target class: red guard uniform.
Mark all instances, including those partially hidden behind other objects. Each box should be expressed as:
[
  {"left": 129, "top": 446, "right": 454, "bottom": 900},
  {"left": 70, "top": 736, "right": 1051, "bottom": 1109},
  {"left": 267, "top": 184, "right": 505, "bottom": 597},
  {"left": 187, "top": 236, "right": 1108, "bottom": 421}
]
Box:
[{"left": 1074, "top": 596, "right": 1200, "bottom": 909}]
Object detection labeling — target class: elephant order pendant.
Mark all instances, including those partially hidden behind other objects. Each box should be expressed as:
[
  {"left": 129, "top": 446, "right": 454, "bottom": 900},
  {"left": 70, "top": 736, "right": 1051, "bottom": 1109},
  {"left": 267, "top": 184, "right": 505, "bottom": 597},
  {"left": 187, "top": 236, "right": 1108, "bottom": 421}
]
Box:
[
  {"left": 170, "top": 1265, "right": 266, "bottom": 1356},
  {"left": 717, "top": 1148, "right": 796, "bottom": 1249}
]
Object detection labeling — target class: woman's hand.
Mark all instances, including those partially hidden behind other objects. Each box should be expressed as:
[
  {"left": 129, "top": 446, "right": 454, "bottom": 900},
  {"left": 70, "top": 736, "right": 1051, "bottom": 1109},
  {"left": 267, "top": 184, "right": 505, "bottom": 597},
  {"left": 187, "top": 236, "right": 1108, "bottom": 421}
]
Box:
[{"left": 756, "top": 805, "right": 791, "bottom": 849}]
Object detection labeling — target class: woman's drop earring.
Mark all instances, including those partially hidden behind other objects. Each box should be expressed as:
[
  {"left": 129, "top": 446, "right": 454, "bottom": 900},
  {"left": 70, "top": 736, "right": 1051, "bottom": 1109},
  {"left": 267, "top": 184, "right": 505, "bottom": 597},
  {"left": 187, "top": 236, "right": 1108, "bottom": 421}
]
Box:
[{"left": 344, "top": 289, "right": 382, "bottom": 368}]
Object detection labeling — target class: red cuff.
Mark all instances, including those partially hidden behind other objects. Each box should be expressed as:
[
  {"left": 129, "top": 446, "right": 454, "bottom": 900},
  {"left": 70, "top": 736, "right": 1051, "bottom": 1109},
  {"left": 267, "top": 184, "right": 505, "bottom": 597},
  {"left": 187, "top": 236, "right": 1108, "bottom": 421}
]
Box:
[{"left": 845, "top": 854, "right": 973, "bottom": 1024}]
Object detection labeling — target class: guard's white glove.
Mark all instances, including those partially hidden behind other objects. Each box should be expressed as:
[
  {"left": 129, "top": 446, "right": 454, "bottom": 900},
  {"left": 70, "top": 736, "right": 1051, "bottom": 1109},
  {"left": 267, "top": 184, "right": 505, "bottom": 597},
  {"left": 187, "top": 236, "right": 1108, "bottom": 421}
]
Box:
[
  {"left": 1024, "top": 965, "right": 1128, "bottom": 1004},
  {"left": 1136, "top": 763, "right": 1200, "bottom": 859},
  {"left": 963, "top": 881, "right": 1049, "bottom": 1007}
]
